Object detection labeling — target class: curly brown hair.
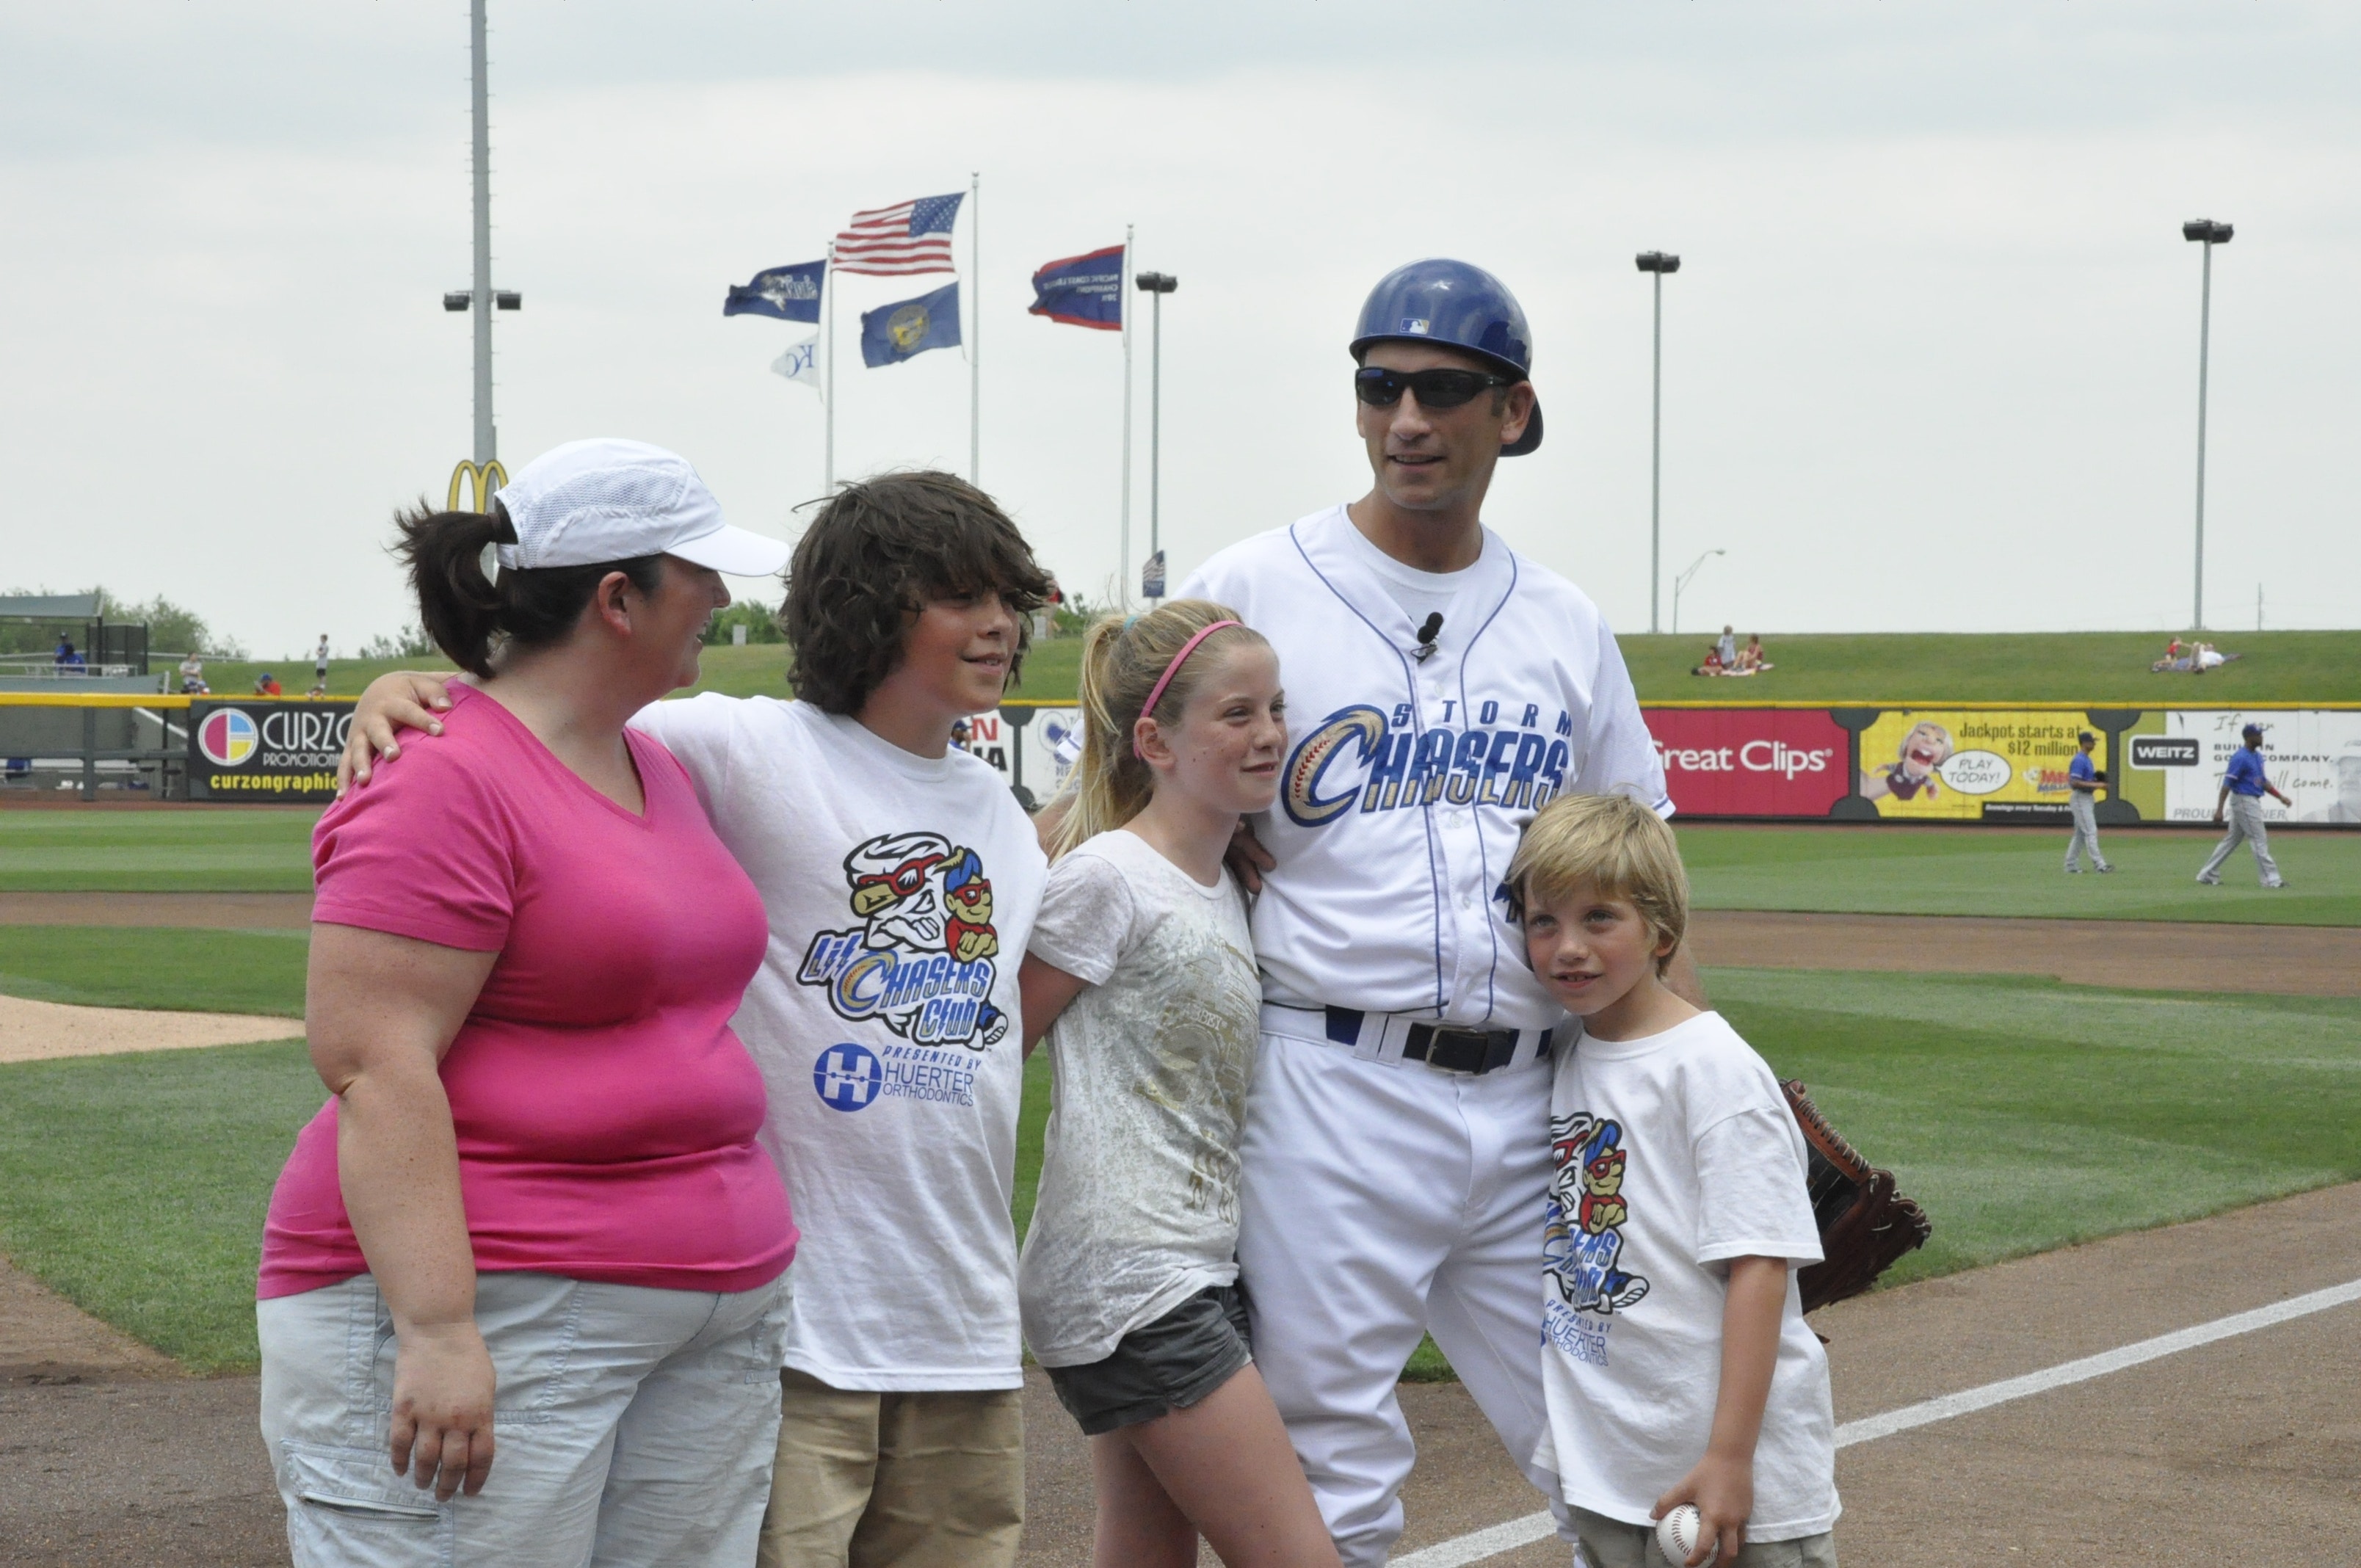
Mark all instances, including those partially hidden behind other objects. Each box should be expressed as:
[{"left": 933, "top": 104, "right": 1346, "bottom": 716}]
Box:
[{"left": 784, "top": 471, "right": 1053, "bottom": 716}]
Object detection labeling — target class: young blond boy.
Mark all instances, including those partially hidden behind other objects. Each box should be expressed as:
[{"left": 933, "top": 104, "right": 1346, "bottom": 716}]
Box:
[
  {"left": 1505, "top": 794, "right": 1839, "bottom": 1568},
  {"left": 340, "top": 471, "right": 1056, "bottom": 1568}
]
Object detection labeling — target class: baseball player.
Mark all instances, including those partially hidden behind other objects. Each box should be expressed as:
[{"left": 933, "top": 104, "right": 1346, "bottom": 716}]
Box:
[
  {"left": 2064, "top": 730, "right": 2111, "bottom": 873},
  {"left": 1172, "top": 258, "right": 1698, "bottom": 1567},
  {"left": 2197, "top": 722, "right": 2290, "bottom": 888}
]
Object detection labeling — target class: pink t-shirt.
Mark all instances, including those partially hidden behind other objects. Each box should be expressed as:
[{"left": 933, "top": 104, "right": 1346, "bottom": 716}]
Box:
[{"left": 258, "top": 684, "right": 796, "bottom": 1299}]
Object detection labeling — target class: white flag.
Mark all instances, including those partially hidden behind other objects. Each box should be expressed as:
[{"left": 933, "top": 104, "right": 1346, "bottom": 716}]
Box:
[{"left": 771, "top": 335, "right": 821, "bottom": 396}]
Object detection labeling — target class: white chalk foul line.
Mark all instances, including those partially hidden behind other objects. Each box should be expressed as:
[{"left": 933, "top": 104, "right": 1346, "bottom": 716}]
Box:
[{"left": 1390, "top": 1277, "right": 2361, "bottom": 1568}]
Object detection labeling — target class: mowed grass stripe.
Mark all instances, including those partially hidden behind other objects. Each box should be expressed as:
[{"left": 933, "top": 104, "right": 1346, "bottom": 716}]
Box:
[
  {"left": 0, "top": 807, "right": 320, "bottom": 892},
  {"left": 1678, "top": 824, "right": 2361, "bottom": 927},
  {"left": 0, "top": 1040, "right": 320, "bottom": 1373},
  {"left": 4, "top": 959, "right": 2354, "bottom": 1376},
  {"left": 0, "top": 925, "right": 309, "bottom": 1016},
  {"left": 1712, "top": 968, "right": 2361, "bottom": 1286}
]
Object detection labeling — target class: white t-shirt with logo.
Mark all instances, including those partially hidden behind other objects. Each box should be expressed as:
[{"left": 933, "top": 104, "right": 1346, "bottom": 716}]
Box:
[
  {"left": 1018, "top": 830, "right": 1260, "bottom": 1366},
  {"left": 631, "top": 694, "right": 1045, "bottom": 1391},
  {"left": 1531, "top": 1012, "right": 1840, "bottom": 1540}
]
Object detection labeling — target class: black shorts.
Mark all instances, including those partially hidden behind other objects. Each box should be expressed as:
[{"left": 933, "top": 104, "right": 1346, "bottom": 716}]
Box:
[{"left": 1043, "top": 1283, "right": 1252, "bottom": 1437}]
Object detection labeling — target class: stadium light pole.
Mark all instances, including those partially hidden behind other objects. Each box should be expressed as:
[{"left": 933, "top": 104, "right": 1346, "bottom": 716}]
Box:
[
  {"left": 1636, "top": 252, "right": 1681, "bottom": 634},
  {"left": 1134, "top": 270, "right": 1178, "bottom": 600},
  {"left": 2182, "top": 219, "right": 2233, "bottom": 631},
  {"left": 439, "top": 0, "right": 521, "bottom": 483},
  {"left": 1671, "top": 548, "right": 1724, "bottom": 638}
]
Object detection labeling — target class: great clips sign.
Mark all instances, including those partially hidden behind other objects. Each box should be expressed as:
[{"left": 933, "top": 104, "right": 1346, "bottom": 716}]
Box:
[{"left": 1643, "top": 708, "right": 1849, "bottom": 819}]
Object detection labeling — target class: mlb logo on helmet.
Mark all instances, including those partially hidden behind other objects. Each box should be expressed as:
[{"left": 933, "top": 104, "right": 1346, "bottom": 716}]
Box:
[
  {"left": 197, "top": 708, "right": 259, "bottom": 767},
  {"left": 1399, "top": 317, "right": 1431, "bottom": 334}
]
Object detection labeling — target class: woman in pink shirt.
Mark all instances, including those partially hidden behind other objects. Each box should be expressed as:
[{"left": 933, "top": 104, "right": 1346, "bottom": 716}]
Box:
[{"left": 257, "top": 440, "right": 798, "bottom": 1568}]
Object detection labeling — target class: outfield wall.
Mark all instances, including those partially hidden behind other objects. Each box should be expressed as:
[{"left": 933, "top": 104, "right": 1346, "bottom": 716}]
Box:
[
  {"left": 1641, "top": 703, "right": 2361, "bottom": 824},
  {"left": 979, "top": 700, "right": 2361, "bottom": 826},
  {"left": 7, "top": 694, "right": 2355, "bottom": 824}
]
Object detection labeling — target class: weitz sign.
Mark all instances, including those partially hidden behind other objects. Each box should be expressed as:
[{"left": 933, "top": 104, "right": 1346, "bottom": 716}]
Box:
[
  {"left": 1642, "top": 708, "right": 1849, "bottom": 818},
  {"left": 187, "top": 700, "right": 355, "bottom": 800}
]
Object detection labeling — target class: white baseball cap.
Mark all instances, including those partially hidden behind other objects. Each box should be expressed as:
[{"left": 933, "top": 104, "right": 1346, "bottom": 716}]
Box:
[{"left": 492, "top": 438, "right": 789, "bottom": 577}]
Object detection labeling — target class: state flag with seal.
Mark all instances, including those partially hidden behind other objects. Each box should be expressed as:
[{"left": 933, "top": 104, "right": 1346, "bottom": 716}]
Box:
[{"left": 860, "top": 281, "right": 962, "bottom": 368}]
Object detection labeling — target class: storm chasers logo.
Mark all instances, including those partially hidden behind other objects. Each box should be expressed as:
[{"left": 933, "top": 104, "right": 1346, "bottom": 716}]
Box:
[
  {"left": 797, "top": 831, "right": 1009, "bottom": 1051},
  {"left": 1283, "top": 701, "right": 1572, "bottom": 827}
]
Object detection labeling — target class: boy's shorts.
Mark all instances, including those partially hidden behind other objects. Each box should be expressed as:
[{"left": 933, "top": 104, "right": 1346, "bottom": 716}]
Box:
[
  {"left": 1043, "top": 1283, "right": 1252, "bottom": 1436},
  {"left": 1570, "top": 1506, "right": 1836, "bottom": 1568}
]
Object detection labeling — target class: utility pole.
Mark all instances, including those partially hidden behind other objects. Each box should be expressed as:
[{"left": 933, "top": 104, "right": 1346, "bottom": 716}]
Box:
[
  {"left": 1119, "top": 225, "right": 1134, "bottom": 609},
  {"left": 1134, "top": 270, "right": 1178, "bottom": 600},
  {"left": 2183, "top": 219, "right": 2233, "bottom": 630},
  {"left": 469, "top": 0, "right": 494, "bottom": 465},
  {"left": 969, "top": 171, "right": 981, "bottom": 485},
  {"left": 1636, "top": 251, "right": 1680, "bottom": 634}
]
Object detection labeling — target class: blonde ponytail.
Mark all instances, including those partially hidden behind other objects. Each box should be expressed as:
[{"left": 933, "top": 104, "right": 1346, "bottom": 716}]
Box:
[{"left": 1048, "top": 598, "right": 1264, "bottom": 860}]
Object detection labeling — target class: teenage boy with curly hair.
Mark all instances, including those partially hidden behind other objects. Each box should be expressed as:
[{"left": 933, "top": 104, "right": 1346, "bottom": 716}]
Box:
[{"left": 341, "top": 469, "right": 1056, "bottom": 1568}]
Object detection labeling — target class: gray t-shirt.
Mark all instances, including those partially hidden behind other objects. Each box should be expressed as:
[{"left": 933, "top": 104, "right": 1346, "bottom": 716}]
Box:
[{"left": 1018, "top": 829, "right": 1260, "bottom": 1367}]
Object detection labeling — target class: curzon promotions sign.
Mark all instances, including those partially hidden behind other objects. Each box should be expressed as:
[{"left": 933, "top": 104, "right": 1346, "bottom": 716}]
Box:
[
  {"left": 187, "top": 700, "right": 355, "bottom": 800},
  {"left": 1642, "top": 708, "right": 1849, "bottom": 818}
]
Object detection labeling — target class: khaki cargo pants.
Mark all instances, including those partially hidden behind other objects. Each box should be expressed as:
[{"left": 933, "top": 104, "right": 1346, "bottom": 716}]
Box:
[{"left": 757, "top": 1367, "right": 1023, "bottom": 1568}]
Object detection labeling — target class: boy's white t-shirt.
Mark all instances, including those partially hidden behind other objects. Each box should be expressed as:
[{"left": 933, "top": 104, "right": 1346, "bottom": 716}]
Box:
[
  {"left": 631, "top": 694, "right": 1045, "bottom": 1391},
  {"left": 1018, "top": 829, "right": 1260, "bottom": 1366},
  {"left": 1531, "top": 1011, "right": 1840, "bottom": 1540}
]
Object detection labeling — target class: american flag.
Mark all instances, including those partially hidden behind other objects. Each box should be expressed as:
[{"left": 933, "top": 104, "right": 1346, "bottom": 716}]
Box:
[{"left": 833, "top": 192, "right": 965, "bottom": 276}]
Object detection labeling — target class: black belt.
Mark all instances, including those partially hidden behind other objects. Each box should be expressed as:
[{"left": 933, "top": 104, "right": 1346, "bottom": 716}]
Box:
[{"left": 1323, "top": 1007, "right": 1540, "bottom": 1075}]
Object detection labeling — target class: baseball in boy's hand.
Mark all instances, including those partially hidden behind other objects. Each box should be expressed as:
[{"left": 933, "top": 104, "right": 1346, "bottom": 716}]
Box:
[{"left": 1655, "top": 1505, "right": 1717, "bottom": 1567}]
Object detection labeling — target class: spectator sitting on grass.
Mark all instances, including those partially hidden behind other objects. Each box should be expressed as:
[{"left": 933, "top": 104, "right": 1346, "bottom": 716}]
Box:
[
  {"left": 253, "top": 672, "right": 283, "bottom": 696},
  {"left": 1691, "top": 643, "right": 1724, "bottom": 677},
  {"left": 1741, "top": 634, "right": 1771, "bottom": 672},
  {"left": 178, "top": 655, "right": 209, "bottom": 694}
]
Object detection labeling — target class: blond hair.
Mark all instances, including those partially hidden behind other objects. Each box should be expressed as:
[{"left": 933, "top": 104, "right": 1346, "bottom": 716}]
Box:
[
  {"left": 1504, "top": 793, "right": 1689, "bottom": 975},
  {"left": 1049, "top": 599, "right": 1264, "bottom": 860}
]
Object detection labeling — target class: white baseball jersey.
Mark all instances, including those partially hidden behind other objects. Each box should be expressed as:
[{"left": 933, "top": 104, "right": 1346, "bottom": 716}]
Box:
[{"left": 1175, "top": 506, "right": 1669, "bottom": 1032}]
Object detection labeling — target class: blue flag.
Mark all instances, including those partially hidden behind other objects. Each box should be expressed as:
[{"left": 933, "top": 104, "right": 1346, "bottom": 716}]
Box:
[
  {"left": 1029, "top": 245, "right": 1124, "bottom": 331},
  {"left": 724, "top": 259, "right": 826, "bottom": 322},
  {"left": 860, "top": 281, "right": 962, "bottom": 367}
]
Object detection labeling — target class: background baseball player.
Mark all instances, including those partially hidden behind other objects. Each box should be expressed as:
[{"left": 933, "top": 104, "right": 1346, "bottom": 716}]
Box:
[
  {"left": 2064, "top": 729, "right": 2111, "bottom": 873},
  {"left": 1174, "top": 258, "right": 1701, "bottom": 1567},
  {"left": 2197, "top": 722, "right": 2290, "bottom": 888}
]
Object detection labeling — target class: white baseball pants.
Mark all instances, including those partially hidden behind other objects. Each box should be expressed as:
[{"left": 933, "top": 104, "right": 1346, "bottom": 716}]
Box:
[
  {"left": 1236, "top": 1031, "right": 1570, "bottom": 1568},
  {"left": 2198, "top": 795, "right": 2282, "bottom": 886},
  {"left": 2064, "top": 794, "right": 2109, "bottom": 871}
]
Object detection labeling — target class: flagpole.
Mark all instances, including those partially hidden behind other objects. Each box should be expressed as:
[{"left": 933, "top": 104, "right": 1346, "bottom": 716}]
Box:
[
  {"left": 824, "top": 242, "right": 836, "bottom": 493},
  {"left": 1120, "top": 224, "right": 1134, "bottom": 611},
  {"left": 969, "top": 171, "right": 981, "bottom": 486}
]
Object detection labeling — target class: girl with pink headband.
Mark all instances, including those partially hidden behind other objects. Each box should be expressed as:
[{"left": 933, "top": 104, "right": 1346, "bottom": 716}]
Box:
[{"left": 1019, "top": 601, "right": 1339, "bottom": 1568}]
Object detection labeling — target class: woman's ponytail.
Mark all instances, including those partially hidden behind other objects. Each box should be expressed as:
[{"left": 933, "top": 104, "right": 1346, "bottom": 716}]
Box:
[
  {"left": 394, "top": 503, "right": 513, "bottom": 678},
  {"left": 1048, "top": 598, "right": 1262, "bottom": 860}
]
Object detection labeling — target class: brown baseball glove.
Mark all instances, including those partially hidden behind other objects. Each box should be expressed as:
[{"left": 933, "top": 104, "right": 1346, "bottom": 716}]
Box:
[{"left": 1782, "top": 1079, "right": 1931, "bottom": 1313}]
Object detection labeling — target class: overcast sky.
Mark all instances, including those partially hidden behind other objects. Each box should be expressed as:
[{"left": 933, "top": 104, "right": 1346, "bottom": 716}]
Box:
[{"left": 3, "top": 1, "right": 2355, "bottom": 659}]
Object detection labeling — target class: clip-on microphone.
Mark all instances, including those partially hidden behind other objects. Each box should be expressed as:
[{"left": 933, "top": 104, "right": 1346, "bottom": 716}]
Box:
[{"left": 1412, "top": 612, "right": 1444, "bottom": 663}]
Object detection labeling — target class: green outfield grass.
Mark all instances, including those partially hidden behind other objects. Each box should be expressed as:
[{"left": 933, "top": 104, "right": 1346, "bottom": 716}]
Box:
[
  {"left": 0, "top": 807, "right": 321, "bottom": 893},
  {"left": 0, "top": 1039, "right": 316, "bottom": 1373},
  {"left": 1678, "top": 823, "right": 2361, "bottom": 926},
  {"left": 133, "top": 626, "right": 2361, "bottom": 707},
  {"left": 1621, "top": 629, "right": 2360, "bottom": 705},
  {"left": 0, "top": 925, "right": 308, "bottom": 1015},
  {"left": 1711, "top": 968, "right": 2361, "bottom": 1283},
  {"left": 6, "top": 949, "right": 2354, "bottom": 1376},
  {"left": 185, "top": 653, "right": 456, "bottom": 700},
  {"left": 6, "top": 805, "right": 2349, "bottom": 929}
]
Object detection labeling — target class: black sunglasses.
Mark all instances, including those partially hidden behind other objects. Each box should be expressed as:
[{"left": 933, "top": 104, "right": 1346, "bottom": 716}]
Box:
[{"left": 1353, "top": 365, "right": 1516, "bottom": 410}]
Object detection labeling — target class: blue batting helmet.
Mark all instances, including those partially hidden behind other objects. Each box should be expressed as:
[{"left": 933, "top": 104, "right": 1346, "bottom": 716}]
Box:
[{"left": 1351, "top": 258, "right": 1542, "bottom": 456}]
